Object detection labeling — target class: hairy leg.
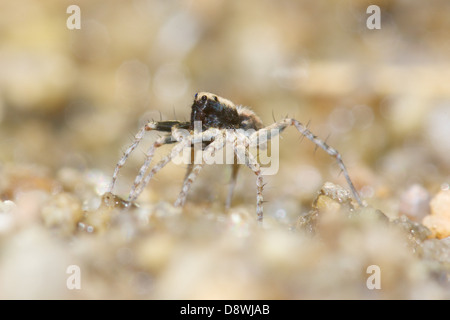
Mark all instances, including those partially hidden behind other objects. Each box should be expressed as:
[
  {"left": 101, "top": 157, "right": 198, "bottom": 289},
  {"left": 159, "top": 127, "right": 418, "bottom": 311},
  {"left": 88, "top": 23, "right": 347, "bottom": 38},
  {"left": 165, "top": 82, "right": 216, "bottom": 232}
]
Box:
[
  {"left": 174, "top": 132, "right": 226, "bottom": 207},
  {"left": 249, "top": 118, "right": 363, "bottom": 206},
  {"left": 129, "top": 135, "right": 193, "bottom": 202},
  {"left": 108, "top": 124, "right": 148, "bottom": 193},
  {"left": 182, "top": 147, "right": 195, "bottom": 184},
  {"left": 174, "top": 147, "right": 196, "bottom": 207},
  {"left": 128, "top": 135, "right": 173, "bottom": 200},
  {"left": 108, "top": 120, "right": 187, "bottom": 195},
  {"left": 232, "top": 133, "right": 264, "bottom": 225}
]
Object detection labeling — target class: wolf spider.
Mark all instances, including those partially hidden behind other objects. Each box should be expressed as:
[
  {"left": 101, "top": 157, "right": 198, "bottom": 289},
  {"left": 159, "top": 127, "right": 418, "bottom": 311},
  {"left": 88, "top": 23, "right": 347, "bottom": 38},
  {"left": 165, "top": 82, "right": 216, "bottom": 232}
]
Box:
[{"left": 107, "top": 92, "right": 363, "bottom": 224}]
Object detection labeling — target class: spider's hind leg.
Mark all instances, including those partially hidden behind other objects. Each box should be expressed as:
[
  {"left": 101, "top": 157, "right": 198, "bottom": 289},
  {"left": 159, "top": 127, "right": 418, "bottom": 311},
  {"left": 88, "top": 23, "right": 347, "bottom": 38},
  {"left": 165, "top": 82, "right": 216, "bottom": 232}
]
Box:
[{"left": 249, "top": 118, "right": 363, "bottom": 207}]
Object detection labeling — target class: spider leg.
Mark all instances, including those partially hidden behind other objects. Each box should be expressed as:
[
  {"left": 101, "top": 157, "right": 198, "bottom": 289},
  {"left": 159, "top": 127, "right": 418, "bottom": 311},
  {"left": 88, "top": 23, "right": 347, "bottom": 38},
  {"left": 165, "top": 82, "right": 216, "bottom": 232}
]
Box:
[
  {"left": 146, "top": 120, "right": 190, "bottom": 132},
  {"left": 233, "top": 132, "right": 264, "bottom": 225},
  {"left": 129, "top": 127, "right": 222, "bottom": 203},
  {"left": 225, "top": 162, "right": 240, "bottom": 210},
  {"left": 182, "top": 147, "right": 195, "bottom": 182},
  {"left": 174, "top": 146, "right": 197, "bottom": 207},
  {"left": 129, "top": 132, "right": 193, "bottom": 202},
  {"left": 249, "top": 118, "right": 363, "bottom": 206},
  {"left": 109, "top": 120, "right": 188, "bottom": 195},
  {"left": 128, "top": 134, "right": 173, "bottom": 201},
  {"left": 108, "top": 124, "right": 148, "bottom": 193},
  {"left": 174, "top": 132, "right": 227, "bottom": 207},
  {"left": 174, "top": 163, "right": 202, "bottom": 207}
]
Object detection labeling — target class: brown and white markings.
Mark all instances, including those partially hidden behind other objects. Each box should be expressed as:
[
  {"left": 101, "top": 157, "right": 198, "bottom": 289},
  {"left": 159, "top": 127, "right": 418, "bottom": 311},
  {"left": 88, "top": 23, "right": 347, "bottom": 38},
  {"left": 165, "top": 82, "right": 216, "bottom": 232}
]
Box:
[{"left": 107, "top": 92, "right": 363, "bottom": 225}]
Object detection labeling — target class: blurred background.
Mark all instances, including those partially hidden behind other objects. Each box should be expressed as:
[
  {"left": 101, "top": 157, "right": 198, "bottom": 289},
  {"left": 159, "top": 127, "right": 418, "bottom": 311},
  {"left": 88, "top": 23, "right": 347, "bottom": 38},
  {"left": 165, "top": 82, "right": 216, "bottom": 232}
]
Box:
[{"left": 0, "top": 0, "right": 449, "bottom": 299}]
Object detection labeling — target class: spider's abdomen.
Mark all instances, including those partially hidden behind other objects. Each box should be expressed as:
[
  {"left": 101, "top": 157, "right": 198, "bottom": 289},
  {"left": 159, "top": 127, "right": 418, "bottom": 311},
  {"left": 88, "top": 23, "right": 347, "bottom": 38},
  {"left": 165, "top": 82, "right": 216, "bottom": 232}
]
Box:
[{"left": 236, "top": 106, "right": 264, "bottom": 131}]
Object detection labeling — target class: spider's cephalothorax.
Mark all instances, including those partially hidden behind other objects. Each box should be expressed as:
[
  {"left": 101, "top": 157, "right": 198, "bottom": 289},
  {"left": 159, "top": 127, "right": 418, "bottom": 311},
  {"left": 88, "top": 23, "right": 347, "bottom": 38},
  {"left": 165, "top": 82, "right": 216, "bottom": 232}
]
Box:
[
  {"left": 189, "top": 92, "right": 263, "bottom": 131},
  {"left": 107, "top": 92, "right": 363, "bottom": 225},
  {"left": 191, "top": 92, "right": 239, "bottom": 130}
]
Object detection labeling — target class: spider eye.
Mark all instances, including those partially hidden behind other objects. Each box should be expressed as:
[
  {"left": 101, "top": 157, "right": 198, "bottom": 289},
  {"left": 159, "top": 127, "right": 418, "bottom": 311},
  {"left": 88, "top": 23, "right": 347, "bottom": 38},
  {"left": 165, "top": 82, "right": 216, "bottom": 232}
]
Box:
[
  {"left": 214, "top": 96, "right": 219, "bottom": 102},
  {"left": 194, "top": 93, "right": 198, "bottom": 99},
  {"left": 201, "top": 95, "right": 207, "bottom": 102}
]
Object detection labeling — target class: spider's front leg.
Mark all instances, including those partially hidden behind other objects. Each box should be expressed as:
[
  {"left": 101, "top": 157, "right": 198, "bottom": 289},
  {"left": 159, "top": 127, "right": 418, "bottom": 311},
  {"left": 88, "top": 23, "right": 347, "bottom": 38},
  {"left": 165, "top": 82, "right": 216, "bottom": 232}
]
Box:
[
  {"left": 108, "top": 124, "right": 148, "bottom": 194},
  {"left": 128, "top": 134, "right": 173, "bottom": 200},
  {"left": 232, "top": 132, "right": 264, "bottom": 225},
  {"left": 174, "top": 130, "right": 227, "bottom": 207},
  {"left": 128, "top": 125, "right": 193, "bottom": 202},
  {"left": 129, "top": 127, "right": 223, "bottom": 203},
  {"left": 108, "top": 120, "right": 189, "bottom": 197},
  {"left": 225, "top": 162, "right": 240, "bottom": 210},
  {"left": 249, "top": 118, "right": 364, "bottom": 207},
  {"left": 123, "top": 120, "right": 188, "bottom": 201}
]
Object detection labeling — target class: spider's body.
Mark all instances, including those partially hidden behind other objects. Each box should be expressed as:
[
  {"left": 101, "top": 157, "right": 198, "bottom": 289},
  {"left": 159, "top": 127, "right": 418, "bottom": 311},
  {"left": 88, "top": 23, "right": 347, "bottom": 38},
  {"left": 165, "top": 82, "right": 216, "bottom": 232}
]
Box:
[
  {"left": 189, "top": 92, "right": 263, "bottom": 131},
  {"left": 107, "top": 92, "right": 363, "bottom": 224},
  {"left": 151, "top": 92, "right": 263, "bottom": 133}
]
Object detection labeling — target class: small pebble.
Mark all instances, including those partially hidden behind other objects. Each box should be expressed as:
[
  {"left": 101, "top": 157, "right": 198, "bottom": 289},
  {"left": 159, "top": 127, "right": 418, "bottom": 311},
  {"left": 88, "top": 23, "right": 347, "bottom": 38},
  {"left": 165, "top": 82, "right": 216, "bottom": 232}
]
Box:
[
  {"left": 0, "top": 200, "right": 16, "bottom": 234},
  {"left": 41, "top": 192, "right": 83, "bottom": 236},
  {"left": 399, "top": 184, "right": 430, "bottom": 221},
  {"left": 422, "top": 190, "right": 450, "bottom": 239}
]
